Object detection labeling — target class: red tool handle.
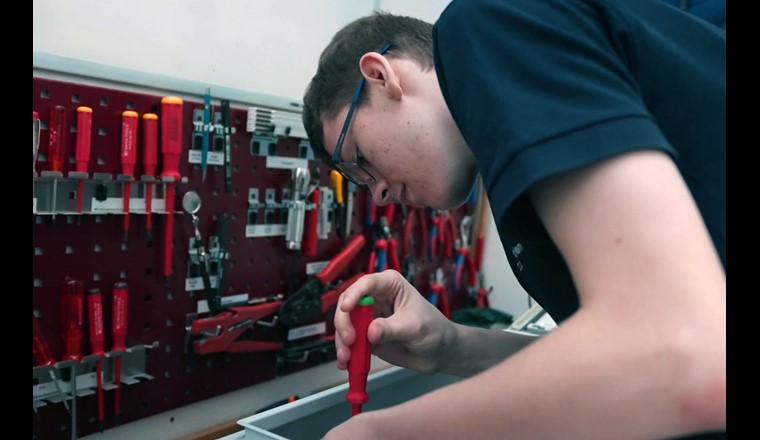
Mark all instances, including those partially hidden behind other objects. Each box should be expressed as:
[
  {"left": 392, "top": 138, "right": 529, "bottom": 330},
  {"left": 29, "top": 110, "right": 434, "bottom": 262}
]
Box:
[
  {"left": 33, "top": 313, "right": 56, "bottom": 366},
  {"left": 60, "top": 278, "right": 84, "bottom": 361},
  {"left": 87, "top": 288, "right": 106, "bottom": 428},
  {"left": 112, "top": 282, "right": 128, "bottom": 350},
  {"left": 86, "top": 288, "right": 105, "bottom": 355},
  {"left": 75, "top": 107, "right": 92, "bottom": 173},
  {"left": 303, "top": 187, "right": 320, "bottom": 258},
  {"left": 142, "top": 113, "right": 158, "bottom": 177},
  {"left": 346, "top": 295, "right": 374, "bottom": 416},
  {"left": 316, "top": 234, "right": 366, "bottom": 285},
  {"left": 121, "top": 111, "right": 139, "bottom": 177},
  {"left": 48, "top": 105, "right": 67, "bottom": 172},
  {"left": 160, "top": 96, "right": 183, "bottom": 180}
]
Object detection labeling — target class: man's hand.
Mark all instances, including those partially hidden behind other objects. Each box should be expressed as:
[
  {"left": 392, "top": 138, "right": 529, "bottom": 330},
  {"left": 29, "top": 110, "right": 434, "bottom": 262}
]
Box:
[{"left": 334, "top": 269, "right": 457, "bottom": 374}]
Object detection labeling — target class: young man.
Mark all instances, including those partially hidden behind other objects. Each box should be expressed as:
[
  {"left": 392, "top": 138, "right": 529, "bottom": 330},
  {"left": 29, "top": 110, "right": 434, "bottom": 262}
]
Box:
[{"left": 302, "top": 0, "right": 725, "bottom": 438}]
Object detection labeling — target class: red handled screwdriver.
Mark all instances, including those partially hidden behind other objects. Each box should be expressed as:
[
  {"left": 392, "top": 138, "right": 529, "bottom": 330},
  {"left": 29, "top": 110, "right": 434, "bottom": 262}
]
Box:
[
  {"left": 121, "top": 110, "right": 139, "bottom": 244},
  {"left": 142, "top": 113, "right": 158, "bottom": 242},
  {"left": 75, "top": 106, "right": 93, "bottom": 213},
  {"left": 346, "top": 295, "right": 374, "bottom": 416},
  {"left": 303, "top": 186, "right": 320, "bottom": 258},
  {"left": 160, "top": 97, "right": 183, "bottom": 281},
  {"left": 86, "top": 288, "right": 106, "bottom": 432},
  {"left": 33, "top": 312, "right": 56, "bottom": 367},
  {"left": 111, "top": 282, "right": 129, "bottom": 425},
  {"left": 48, "top": 105, "right": 67, "bottom": 172},
  {"left": 61, "top": 278, "right": 84, "bottom": 361}
]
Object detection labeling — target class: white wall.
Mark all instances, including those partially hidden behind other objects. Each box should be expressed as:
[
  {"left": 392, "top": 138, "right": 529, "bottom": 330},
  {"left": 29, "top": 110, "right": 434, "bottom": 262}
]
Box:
[{"left": 32, "top": 0, "right": 530, "bottom": 319}]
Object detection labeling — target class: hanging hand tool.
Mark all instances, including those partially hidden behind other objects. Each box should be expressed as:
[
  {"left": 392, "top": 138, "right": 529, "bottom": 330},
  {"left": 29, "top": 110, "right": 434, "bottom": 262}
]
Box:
[
  {"left": 303, "top": 186, "right": 320, "bottom": 257},
  {"left": 142, "top": 113, "right": 159, "bottom": 243},
  {"left": 48, "top": 105, "right": 67, "bottom": 172},
  {"left": 61, "top": 278, "right": 84, "bottom": 361},
  {"left": 367, "top": 217, "right": 401, "bottom": 274},
  {"left": 213, "top": 214, "right": 230, "bottom": 299},
  {"left": 346, "top": 295, "right": 373, "bottom": 416},
  {"left": 182, "top": 190, "right": 217, "bottom": 314},
  {"left": 453, "top": 216, "right": 476, "bottom": 293},
  {"left": 33, "top": 312, "right": 71, "bottom": 411},
  {"left": 201, "top": 87, "right": 211, "bottom": 182},
  {"left": 111, "top": 282, "right": 128, "bottom": 425},
  {"left": 428, "top": 268, "right": 450, "bottom": 319},
  {"left": 160, "top": 96, "right": 184, "bottom": 281},
  {"left": 330, "top": 170, "right": 345, "bottom": 238},
  {"left": 285, "top": 167, "right": 311, "bottom": 251},
  {"left": 344, "top": 182, "right": 356, "bottom": 240},
  {"left": 86, "top": 288, "right": 106, "bottom": 432},
  {"left": 221, "top": 99, "right": 233, "bottom": 194},
  {"left": 33, "top": 111, "right": 41, "bottom": 174},
  {"left": 120, "top": 110, "right": 139, "bottom": 244},
  {"left": 74, "top": 106, "right": 93, "bottom": 214}
]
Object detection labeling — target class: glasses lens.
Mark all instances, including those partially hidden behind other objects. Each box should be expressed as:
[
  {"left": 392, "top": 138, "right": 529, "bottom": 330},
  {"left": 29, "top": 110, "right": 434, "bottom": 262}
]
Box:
[{"left": 335, "top": 162, "right": 374, "bottom": 185}]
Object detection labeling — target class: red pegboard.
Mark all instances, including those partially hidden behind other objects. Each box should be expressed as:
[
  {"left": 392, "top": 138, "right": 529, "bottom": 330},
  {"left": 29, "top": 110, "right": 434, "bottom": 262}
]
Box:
[{"left": 32, "top": 76, "right": 471, "bottom": 439}]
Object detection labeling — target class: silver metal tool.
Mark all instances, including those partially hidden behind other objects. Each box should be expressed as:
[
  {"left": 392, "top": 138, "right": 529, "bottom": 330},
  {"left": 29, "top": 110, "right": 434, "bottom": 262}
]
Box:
[
  {"left": 285, "top": 167, "right": 311, "bottom": 250},
  {"left": 182, "top": 190, "right": 218, "bottom": 314}
]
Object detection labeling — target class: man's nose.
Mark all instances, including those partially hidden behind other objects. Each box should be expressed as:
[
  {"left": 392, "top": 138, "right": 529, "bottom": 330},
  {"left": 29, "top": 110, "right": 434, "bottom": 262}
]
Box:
[{"left": 369, "top": 180, "right": 391, "bottom": 206}]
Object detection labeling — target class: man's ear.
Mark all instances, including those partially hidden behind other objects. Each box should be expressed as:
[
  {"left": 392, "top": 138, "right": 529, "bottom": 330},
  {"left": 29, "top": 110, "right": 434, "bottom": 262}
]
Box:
[{"left": 359, "top": 52, "right": 402, "bottom": 100}]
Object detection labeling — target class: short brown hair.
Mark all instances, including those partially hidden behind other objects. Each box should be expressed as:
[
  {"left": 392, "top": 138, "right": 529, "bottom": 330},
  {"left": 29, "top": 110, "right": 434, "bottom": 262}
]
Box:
[{"left": 302, "top": 11, "right": 434, "bottom": 164}]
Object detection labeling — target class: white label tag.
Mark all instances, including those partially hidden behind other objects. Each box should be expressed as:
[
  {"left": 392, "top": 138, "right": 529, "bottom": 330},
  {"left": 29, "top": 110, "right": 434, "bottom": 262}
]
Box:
[
  {"left": 287, "top": 322, "right": 327, "bottom": 341},
  {"left": 246, "top": 223, "right": 286, "bottom": 237},
  {"left": 305, "top": 260, "right": 329, "bottom": 275},
  {"left": 266, "top": 156, "right": 308, "bottom": 170},
  {"left": 188, "top": 150, "right": 225, "bottom": 166},
  {"left": 196, "top": 293, "right": 249, "bottom": 313},
  {"left": 185, "top": 276, "right": 219, "bottom": 292}
]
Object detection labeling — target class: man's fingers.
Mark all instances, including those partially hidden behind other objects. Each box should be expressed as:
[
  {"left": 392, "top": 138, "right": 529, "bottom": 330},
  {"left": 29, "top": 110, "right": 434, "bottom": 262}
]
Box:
[{"left": 338, "top": 271, "right": 404, "bottom": 313}]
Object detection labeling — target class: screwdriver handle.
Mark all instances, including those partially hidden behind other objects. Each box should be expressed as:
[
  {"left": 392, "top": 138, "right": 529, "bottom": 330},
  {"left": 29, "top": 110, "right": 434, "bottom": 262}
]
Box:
[
  {"left": 346, "top": 295, "right": 374, "bottom": 416},
  {"left": 121, "top": 111, "right": 139, "bottom": 177},
  {"left": 160, "top": 96, "right": 183, "bottom": 180},
  {"left": 86, "top": 288, "right": 105, "bottom": 355},
  {"left": 74, "top": 107, "right": 92, "bottom": 173},
  {"left": 142, "top": 113, "right": 159, "bottom": 177},
  {"left": 112, "top": 282, "right": 128, "bottom": 351},
  {"left": 303, "top": 187, "right": 319, "bottom": 258},
  {"left": 61, "top": 279, "right": 84, "bottom": 361},
  {"left": 33, "top": 312, "right": 56, "bottom": 366},
  {"left": 330, "top": 170, "right": 344, "bottom": 204},
  {"left": 48, "top": 105, "right": 67, "bottom": 172}
]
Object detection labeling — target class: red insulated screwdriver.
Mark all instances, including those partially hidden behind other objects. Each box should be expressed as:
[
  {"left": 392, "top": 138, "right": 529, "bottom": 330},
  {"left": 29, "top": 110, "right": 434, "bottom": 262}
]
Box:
[
  {"left": 346, "top": 295, "right": 374, "bottom": 416},
  {"left": 111, "top": 282, "right": 129, "bottom": 425},
  {"left": 75, "top": 106, "right": 93, "bottom": 213},
  {"left": 142, "top": 113, "right": 159, "bottom": 242},
  {"left": 61, "top": 278, "right": 84, "bottom": 361},
  {"left": 121, "top": 110, "right": 139, "bottom": 244},
  {"left": 33, "top": 312, "right": 56, "bottom": 367},
  {"left": 160, "top": 96, "right": 184, "bottom": 281},
  {"left": 48, "top": 105, "right": 67, "bottom": 172},
  {"left": 303, "top": 186, "right": 320, "bottom": 258},
  {"left": 86, "top": 288, "right": 106, "bottom": 432}
]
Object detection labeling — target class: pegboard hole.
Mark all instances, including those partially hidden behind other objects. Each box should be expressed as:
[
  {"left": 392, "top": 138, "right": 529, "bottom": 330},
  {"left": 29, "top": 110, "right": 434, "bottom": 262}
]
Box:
[
  {"left": 34, "top": 278, "right": 43, "bottom": 287},
  {"left": 144, "top": 294, "right": 152, "bottom": 302},
  {"left": 65, "top": 245, "right": 75, "bottom": 254},
  {"left": 126, "top": 101, "right": 135, "bottom": 110},
  {"left": 93, "top": 273, "right": 102, "bottom": 281},
  {"left": 248, "top": 258, "right": 254, "bottom": 266},
  {"left": 100, "top": 97, "right": 108, "bottom": 106},
  {"left": 40, "top": 89, "right": 49, "bottom": 99},
  {"left": 59, "top": 425, "right": 67, "bottom": 432},
  {"left": 120, "top": 271, "right": 127, "bottom": 279},
  {"left": 144, "top": 321, "right": 151, "bottom": 329},
  {"left": 94, "top": 244, "right": 102, "bottom": 252},
  {"left": 231, "top": 213, "right": 237, "bottom": 220},
  {"left": 95, "top": 215, "right": 103, "bottom": 223},
  {"left": 167, "top": 292, "right": 174, "bottom": 300},
  {"left": 165, "top": 344, "right": 171, "bottom": 352},
  {"left": 35, "top": 216, "right": 45, "bottom": 224},
  {"left": 141, "top": 401, "right": 149, "bottom": 410},
  {"left": 97, "top": 156, "right": 106, "bottom": 165},
  {"left": 166, "top": 319, "right": 173, "bottom": 327},
  {"left": 71, "top": 94, "right": 80, "bottom": 103},
  {"left": 246, "top": 282, "right": 253, "bottom": 289},
  {"left": 252, "top": 165, "right": 258, "bottom": 172},
  {"left": 34, "top": 247, "right": 43, "bottom": 256},
  {"left": 98, "top": 127, "right": 107, "bottom": 136},
  {"left": 145, "top": 267, "right": 152, "bottom": 275},
  {"left": 121, "top": 242, "right": 128, "bottom": 251}
]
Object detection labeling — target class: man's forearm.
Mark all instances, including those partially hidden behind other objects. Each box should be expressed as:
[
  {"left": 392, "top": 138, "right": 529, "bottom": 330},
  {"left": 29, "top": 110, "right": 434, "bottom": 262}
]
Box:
[{"left": 437, "top": 323, "right": 538, "bottom": 377}]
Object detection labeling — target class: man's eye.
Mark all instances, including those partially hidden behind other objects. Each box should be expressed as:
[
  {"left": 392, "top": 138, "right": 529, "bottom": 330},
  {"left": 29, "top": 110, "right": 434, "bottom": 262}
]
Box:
[{"left": 356, "top": 146, "right": 369, "bottom": 165}]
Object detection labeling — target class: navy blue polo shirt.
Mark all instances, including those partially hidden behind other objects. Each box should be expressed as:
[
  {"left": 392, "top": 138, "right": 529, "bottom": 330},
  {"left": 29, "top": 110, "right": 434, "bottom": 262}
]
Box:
[{"left": 433, "top": 1, "right": 725, "bottom": 435}]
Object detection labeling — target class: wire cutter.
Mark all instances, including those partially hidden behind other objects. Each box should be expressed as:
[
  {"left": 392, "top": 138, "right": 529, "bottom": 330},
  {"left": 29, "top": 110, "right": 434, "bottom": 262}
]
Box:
[
  {"left": 427, "top": 268, "right": 450, "bottom": 319},
  {"left": 453, "top": 215, "right": 477, "bottom": 293}
]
